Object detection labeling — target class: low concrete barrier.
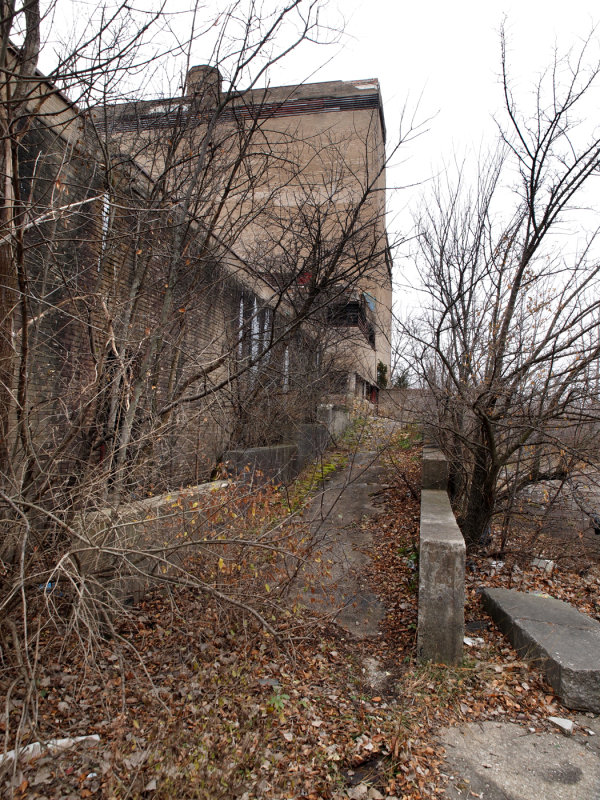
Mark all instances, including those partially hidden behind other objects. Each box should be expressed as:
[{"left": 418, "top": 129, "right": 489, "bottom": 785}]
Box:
[
  {"left": 296, "top": 423, "right": 331, "bottom": 472},
  {"left": 482, "top": 588, "right": 600, "bottom": 713},
  {"left": 75, "top": 480, "right": 229, "bottom": 604},
  {"left": 417, "top": 447, "right": 466, "bottom": 665},
  {"left": 223, "top": 422, "right": 332, "bottom": 485},
  {"left": 421, "top": 445, "right": 449, "bottom": 490},
  {"left": 76, "top": 418, "right": 345, "bottom": 605}
]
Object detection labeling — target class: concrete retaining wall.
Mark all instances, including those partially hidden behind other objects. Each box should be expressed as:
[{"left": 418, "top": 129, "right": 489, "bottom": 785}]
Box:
[
  {"left": 378, "top": 388, "right": 430, "bottom": 424},
  {"left": 417, "top": 447, "right": 466, "bottom": 665},
  {"left": 77, "top": 416, "right": 347, "bottom": 605},
  {"left": 296, "top": 423, "right": 331, "bottom": 472},
  {"left": 75, "top": 480, "right": 229, "bottom": 604},
  {"left": 223, "top": 421, "right": 333, "bottom": 485},
  {"left": 223, "top": 443, "right": 299, "bottom": 484}
]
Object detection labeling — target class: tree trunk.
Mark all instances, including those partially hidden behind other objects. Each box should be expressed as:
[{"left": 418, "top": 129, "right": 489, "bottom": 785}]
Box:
[
  {"left": 460, "top": 444, "right": 497, "bottom": 549},
  {"left": 0, "top": 136, "right": 16, "bottom": 477}
]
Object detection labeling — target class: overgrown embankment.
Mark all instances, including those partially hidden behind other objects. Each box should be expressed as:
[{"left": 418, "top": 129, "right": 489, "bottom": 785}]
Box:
[{"left": 2, "top": 419, "right": 598, "bottom": 799}]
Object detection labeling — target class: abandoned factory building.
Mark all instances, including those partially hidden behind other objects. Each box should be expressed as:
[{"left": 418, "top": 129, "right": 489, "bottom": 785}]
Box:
[
  {"left": 99, "top": 68, "right": 392, "bottom": 400},
  {"left": 11, "top": 63, "right": 392, "bottom": 497}
]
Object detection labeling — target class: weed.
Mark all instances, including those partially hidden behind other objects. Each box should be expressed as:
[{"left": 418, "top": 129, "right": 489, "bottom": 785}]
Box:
[
  {"left": 268, "top": 690, "right": 290, "bottom": 712},
  {"left": 286, "top": 452, "right": 348, "bottom": 510}
]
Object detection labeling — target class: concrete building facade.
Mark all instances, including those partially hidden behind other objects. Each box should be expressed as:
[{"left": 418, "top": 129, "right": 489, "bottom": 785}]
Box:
[
  {"left": 5, "top": 63, "right": 392, "bottom": 502},
  {"left": 99, "top": 68, "right": 392, "bottom": 406}
]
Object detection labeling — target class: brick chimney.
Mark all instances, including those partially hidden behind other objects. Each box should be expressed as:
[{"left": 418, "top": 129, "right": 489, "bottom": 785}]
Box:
[{"left": 185, "top": 65, "right": 221, "bottom": 106}]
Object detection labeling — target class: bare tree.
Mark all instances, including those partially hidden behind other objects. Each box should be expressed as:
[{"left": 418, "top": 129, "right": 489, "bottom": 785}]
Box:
[
  {"left": 0, "top": 0, "right": 406, "bottom": 759},
  {"left": 405, "top": 30, "right": 600, "bottom": 550}
]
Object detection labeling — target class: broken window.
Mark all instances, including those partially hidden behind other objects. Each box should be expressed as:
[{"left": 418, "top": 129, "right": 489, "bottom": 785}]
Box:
[
  {"left": 237, "top": 291, "right": 275, "bottom": 385},
  {"left": 97, "top": 192, "right": 112, "bottom": 271},
  {"left": 282, "top": 345, "right": 290, "bottom": 392},
  {"left": 327, "top": 298, "right": 376, "bottom": 349}
]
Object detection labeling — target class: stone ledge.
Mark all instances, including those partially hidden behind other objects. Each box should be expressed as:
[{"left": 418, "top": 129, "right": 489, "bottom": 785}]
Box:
[
  {"left": 422, "top": 446, "right": 449, "bottom": 490},
  {"left": 417, "top": 488, "right": 466, "bottom": 665},
  {"left": 482, "top": 588, "right": 600, "bottom": 713}
]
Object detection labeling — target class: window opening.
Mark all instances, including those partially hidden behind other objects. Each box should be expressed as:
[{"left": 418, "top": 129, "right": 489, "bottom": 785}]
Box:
[
  {"left": 283, "top": 346, "right": 290, "bottom": 392},
  {"left": 251, "top": 296, "right": 260, "bottom": 363},
  {"left": 98, "top": 192, "right": 111, "bottom": 271},
  {"left": 238, "top": 294, "right": 245, "bottom": 359}
]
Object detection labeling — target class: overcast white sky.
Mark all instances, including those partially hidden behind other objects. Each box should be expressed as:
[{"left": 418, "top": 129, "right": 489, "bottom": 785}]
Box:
[
  {"left": 261, "top": 0, "right": 600, "bottom": 299},
  {"left": 43, "top": 0, "right": 600, "bottom": 301}
]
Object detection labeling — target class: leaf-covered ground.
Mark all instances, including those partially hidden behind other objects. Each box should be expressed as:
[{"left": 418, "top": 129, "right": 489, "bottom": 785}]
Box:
[{"left": 1, "top": 421, "right": 598, "bottom": 799}]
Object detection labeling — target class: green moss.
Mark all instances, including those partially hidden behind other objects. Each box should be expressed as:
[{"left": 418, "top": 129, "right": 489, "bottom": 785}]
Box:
[{"left": 285, "top": 452, "right": 348, "bottom": 510}]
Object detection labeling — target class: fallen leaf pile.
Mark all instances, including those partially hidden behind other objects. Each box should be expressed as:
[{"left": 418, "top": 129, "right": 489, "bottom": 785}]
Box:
[{"left": 0, "top": 419, "right": 598, "bottom": 799}]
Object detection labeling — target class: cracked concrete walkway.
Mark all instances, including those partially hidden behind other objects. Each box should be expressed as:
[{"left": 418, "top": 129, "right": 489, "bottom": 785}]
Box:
[
  {"left": 292, "top": 419, "right": 400, "bottom": 638},
  {"left": 292, "top": 418, "right": 600, "bottom": 799},
  {"left": 439, "top": 715, "right": 600, "bottom": 800}
]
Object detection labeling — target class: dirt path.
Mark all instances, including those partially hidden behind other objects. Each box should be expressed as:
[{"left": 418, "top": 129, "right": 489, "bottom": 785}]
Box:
[
  {"left": 289, "top": 418, "right": 408, "bottom": 640},
  {"left": 295, "top": 418, "right": 600, "bottom": 800}
]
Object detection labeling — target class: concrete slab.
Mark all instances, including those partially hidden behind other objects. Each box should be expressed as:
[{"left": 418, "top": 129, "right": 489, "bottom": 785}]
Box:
[
  {"left": 418, "top": 490, "right": 465, "bottom": 665},
  {"left": 439, "top": 718, "right": 600, "bottom": 800},
  {"left": 294, "top": 450, "right": 387, "bottom": 638},
  {"left": 291, "top": 419, "right": 402, "bottom": 638},
  {"left": 482, "top": 588, "right": 600, "bottom": 713}
]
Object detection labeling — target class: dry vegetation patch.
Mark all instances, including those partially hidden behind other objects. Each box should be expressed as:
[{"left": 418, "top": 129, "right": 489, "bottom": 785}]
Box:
[{"left": 1, "top": 425, "right": 598, "bottom": 799}]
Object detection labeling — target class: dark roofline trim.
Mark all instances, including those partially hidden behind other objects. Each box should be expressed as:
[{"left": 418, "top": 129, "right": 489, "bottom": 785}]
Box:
[{"left": 98, "top": 93, "right": 385, "bottom": 141}]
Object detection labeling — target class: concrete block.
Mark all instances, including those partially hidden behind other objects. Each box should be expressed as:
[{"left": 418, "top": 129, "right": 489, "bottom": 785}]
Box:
[
  {"left": 223, "top": 443, "right": 298, "bottom": 484},
  {"left": 296, "top": 423, "right": 330, "bottom": 472},
  {"left": 482, "top": 588, "right": 600, "bottom": 713},
  {"left": 417, "top": 489, "right": 466, "bottom": 664},
  {"left": 422, "top": 447, "right": 449, "bottom": 490},
  {"left": 317, "top": 403, "right": 350, "bottom": 439}
]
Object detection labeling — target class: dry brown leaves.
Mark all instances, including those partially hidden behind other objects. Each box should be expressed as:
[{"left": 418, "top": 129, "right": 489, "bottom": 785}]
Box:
[{"left": 1, "top": 425, "right": 598, "bottom": 799}]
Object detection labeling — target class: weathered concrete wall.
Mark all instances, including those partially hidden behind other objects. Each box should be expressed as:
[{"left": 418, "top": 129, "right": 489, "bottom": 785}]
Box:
[
  {"left": 417, "top": 448, "right": 466, "bottom": 665},
  {"left": 76, "top": 481, "right": 230, "bottom": 603},
  {"left": 104, "top": 75, "right": 392, "bottom": 392},
  {"left": 422, "top": 445, "right": 449, "bottom": 490},
  {"left": 317, "top": 403, "right": 350, "bottom": 440},
  {"left": 223, "top": 421, "right": 333, "bottom": 484},
  {"left": 223, "top": 443, "right": 298, "bottom": 484},
  {"left": 77, "top": 421, "right": 334, "bottom": 603},
  {"left": 296, "top": 423, "right": 331, "bottom": 472},
  {"left": 378, "top": 388, "right": 430, "bottom": 424}
]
